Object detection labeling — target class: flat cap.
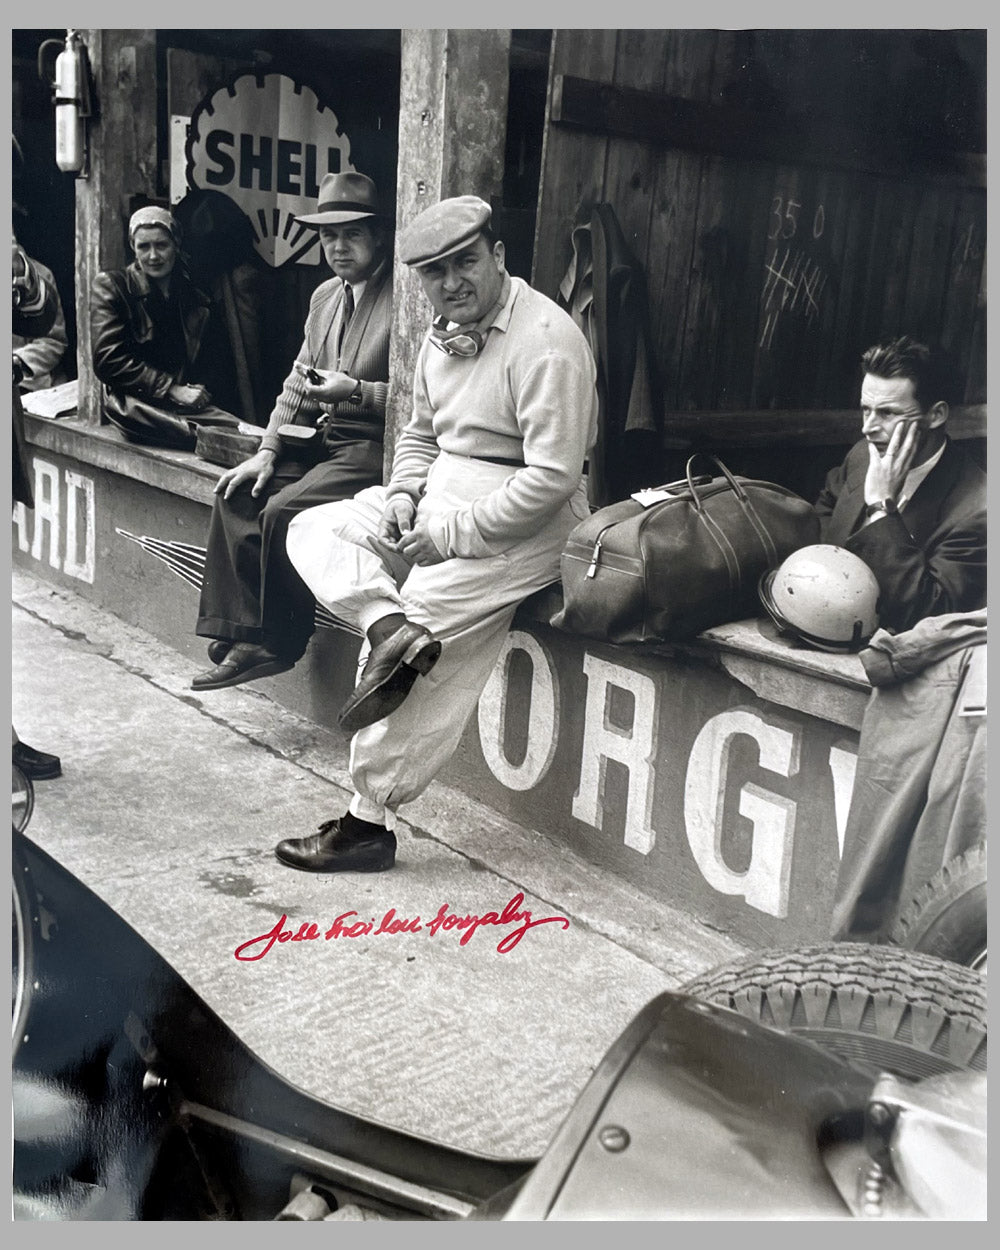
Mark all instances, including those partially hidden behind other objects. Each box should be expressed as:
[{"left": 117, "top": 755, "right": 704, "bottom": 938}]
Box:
[{"left": 398, "top": 195, "right": 492, "bottom": 267}]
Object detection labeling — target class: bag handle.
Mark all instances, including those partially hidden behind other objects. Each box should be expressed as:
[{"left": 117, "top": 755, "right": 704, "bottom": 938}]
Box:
[
  {"left": 685, "top": 452, "right": 747, "bottom": 507},
  {"left": 686, "top": 452, "right": 781, "bottom": 565},
  {"left": 644, "top": 472, "right": 713, "bottom": 495}
]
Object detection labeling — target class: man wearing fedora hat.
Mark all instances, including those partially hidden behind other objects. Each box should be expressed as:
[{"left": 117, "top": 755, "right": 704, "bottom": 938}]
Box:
[
  {"left": 192, "top": 172, "right": 393, "bottom": 691},
  {"left": 277, "top": 194, "right": 598, "bottom": 873}
]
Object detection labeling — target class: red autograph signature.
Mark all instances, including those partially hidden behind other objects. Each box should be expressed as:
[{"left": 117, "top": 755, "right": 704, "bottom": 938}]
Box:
[{"left": 234, "top": 893, "right": 569, "bottom": 961}]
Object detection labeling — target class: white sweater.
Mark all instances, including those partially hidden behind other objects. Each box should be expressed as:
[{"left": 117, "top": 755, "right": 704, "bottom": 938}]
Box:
[{"left": 387, "top": 277, "right": 598, "bottom": 559}]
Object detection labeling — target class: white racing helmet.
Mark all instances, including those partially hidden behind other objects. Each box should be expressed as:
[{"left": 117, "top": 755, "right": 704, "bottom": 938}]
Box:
[{"left": 759, "top": 544, "right": 881, "bottom": 652}]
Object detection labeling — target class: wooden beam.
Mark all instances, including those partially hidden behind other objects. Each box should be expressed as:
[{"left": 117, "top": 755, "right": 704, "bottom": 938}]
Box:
[
  {"left": 661, "top": 405, "right": 986, "bottom": 448},
  {"left": 551, "top": 74, "right": 986, "bottom": 189},
  {"left": 388, "top": 30, "right": 512, "bottom": 469},
  {"left": 75, "top": 30, "right": 158, "bottom": 426}
]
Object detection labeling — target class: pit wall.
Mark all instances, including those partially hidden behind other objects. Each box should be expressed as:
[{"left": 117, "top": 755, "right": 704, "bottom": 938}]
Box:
[{"left": 14, "top": 417, "right": 869, "bottom": 947}]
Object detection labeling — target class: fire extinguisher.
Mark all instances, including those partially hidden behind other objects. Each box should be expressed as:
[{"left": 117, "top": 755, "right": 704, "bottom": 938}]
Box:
[{"left": 38, "top": 30, "right": 92, "bottom": 174}]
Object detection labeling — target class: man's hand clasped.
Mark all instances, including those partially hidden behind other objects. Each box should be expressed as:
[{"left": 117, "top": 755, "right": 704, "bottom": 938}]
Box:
[{"left": 377, "top": 496, "right": 445, "bottom": 567}]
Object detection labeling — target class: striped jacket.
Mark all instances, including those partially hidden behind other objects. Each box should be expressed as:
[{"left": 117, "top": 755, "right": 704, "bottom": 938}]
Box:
[{"left": 259, "top": 259, "right": 392, "bottom": 454}]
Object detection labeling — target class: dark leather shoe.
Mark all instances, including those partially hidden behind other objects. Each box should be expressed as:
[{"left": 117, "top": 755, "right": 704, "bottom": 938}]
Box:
[
  {"left": 275, "top": 818, "right": 396, "bottom": 873},
  {"left": 191, "top": 642, "right": 294, "bottom": 691},
  {"left": 13, "top": 741, "right": 62, "bottom": 781},
  {"left": 207, "top": 639, "right": 231, "bottom": 665},
  {"left": 338, "top": 622, "right": 441, "bottom": 734}
]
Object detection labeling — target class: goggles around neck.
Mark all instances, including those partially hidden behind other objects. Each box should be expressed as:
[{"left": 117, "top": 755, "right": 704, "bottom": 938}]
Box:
[{"left": 429, "top": 316, "right": 485, "bottom": 357}]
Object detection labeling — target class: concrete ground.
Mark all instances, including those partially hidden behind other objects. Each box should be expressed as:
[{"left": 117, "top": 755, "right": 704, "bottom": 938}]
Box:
[{"left": 12, "top": 567, "right": 748, "bottom": 1160}]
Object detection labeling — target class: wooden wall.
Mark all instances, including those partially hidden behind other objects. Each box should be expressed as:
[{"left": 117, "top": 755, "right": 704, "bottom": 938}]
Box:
[
  {"left": 389, "top": 31, "right": 511, "bottom": 465},
  {"left": 533, "top": 30, "right": 986, "bottom": 432},
  {"left": 75, "top": 30, "right": 159, "bottom": 426}
]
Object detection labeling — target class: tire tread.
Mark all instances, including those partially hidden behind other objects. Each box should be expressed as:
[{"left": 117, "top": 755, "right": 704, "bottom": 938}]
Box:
[
  {"left": 890, "top": 843, "right": 987, "bottom": 964},
  {"left": 684, "top": 943, "right": 986, "bottom": 1074}
]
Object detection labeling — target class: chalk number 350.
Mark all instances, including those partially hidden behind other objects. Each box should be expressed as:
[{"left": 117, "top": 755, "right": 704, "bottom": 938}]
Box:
[{"left": 769, "top": 197, "right": 825, "bottom": 241}]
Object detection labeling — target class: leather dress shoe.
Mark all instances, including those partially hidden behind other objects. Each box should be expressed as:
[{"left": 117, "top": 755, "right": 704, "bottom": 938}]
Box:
[
  {"left": 191, "top": 642, "right": 294, "bottom": 691},
  {"left": 207, "top": 639, "right": 231, "bottom": 665},
  {"left": 13, "top": 741, "right": 62, "bottom": 781},
  {"left": 337, "top": 621, "right": 441, "bottom": 734},
  {"left": 275, "top": 817, "right": 396, "bottom": 873}
]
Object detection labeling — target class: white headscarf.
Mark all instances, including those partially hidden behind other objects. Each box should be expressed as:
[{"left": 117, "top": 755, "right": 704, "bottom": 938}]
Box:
[{"left": 128, "top": 205, "right": 181, "bottom": 248}]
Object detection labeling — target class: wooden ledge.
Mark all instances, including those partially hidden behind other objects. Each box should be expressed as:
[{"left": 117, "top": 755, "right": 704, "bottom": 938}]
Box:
[
  {"left": 24, "top": 413, "right": 219, "bottom": 507},
  {"left": 518, "top": 590, "right": 870, "bottom": 731},
  {"left": 19, "top": 414, "right": 885, "bottom": 732}
]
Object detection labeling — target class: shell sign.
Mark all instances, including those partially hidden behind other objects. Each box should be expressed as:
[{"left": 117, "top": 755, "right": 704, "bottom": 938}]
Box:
[{"left": 185, "top": 73, "right": 354, "bottom": 268}]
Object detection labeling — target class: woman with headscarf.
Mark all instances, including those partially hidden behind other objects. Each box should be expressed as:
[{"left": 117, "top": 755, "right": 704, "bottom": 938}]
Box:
[{"left": 90, "top": 204, "right": 240, "bottom": 449}]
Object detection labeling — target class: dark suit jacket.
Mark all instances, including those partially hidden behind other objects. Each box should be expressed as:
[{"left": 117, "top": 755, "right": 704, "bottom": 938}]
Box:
[{"left": 816, "top": 437, "right": 986, "bottom": 633}]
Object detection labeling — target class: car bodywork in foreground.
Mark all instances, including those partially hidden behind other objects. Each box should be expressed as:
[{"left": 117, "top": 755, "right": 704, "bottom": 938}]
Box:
[{"left": 13, "top": 820, "right": 985, "bottom": 1221}]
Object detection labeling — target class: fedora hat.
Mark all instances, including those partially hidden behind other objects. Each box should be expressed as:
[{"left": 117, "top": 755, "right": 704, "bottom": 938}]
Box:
[{"left": 296, "top": 172, "right": 383, "bottom": 227}]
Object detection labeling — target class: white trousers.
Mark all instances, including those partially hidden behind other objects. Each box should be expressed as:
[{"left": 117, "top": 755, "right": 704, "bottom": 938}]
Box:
[{"left": 286, "top": 452, "right": 589, "bottom": 824}]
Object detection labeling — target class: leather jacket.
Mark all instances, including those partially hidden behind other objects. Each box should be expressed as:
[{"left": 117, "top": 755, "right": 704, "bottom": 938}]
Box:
[
  {"left": 90, "top": 262, "right": 213, "bottom": 402},
  {"left": 13, "top": 248, "right": 58, "bottom": 508}
]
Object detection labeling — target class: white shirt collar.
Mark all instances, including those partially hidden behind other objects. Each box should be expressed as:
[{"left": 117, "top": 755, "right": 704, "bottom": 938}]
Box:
[{"left": 899, "top": 440, "right": 946, "bottom": 506}]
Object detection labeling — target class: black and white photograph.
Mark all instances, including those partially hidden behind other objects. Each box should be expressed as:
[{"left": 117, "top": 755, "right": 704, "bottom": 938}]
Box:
[{"left": 11, "top": 11, "right": 987, "bottom": 1222}]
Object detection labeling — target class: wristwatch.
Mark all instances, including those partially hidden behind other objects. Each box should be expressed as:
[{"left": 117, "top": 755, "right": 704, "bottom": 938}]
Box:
[
  {"left": 865, "top": 497, "right": 898, "bottom": 518},
  {"left": 347, "top": 379, "right": 364, "bottom": 404}
]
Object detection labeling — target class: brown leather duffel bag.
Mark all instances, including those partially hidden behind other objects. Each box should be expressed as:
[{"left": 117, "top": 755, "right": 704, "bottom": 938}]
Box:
[{"left": 550, "top": 454, "right": 821, "bottom": 643}]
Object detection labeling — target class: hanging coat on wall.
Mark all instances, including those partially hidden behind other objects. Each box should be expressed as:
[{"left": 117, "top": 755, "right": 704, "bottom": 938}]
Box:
[
  {"left": 558, "top": 203, "right": 665, "bottom": 508},
  {"left": 174, "top": 189, "right": 271, "bottom": 425}
]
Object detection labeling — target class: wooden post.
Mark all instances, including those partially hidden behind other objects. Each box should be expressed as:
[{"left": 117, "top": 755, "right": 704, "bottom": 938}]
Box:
[
  {"left": 387, "top": 30, "right": 511, "bottom": 468},
  {"left": 74, "top": 29, "right": 157, "bottom": 425}
]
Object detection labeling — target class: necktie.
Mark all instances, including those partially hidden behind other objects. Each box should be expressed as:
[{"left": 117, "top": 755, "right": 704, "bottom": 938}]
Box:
[{"left": 338, "top": 285, "right": 355, "bottom": 357}]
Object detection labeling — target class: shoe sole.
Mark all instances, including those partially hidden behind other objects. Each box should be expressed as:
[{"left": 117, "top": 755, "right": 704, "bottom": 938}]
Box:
[
  {"left": 273, "top": 848, "right": 396, "bottom": 873},
  {"left": 192, "top": 659, "right": 294, "bottom": 691},
  {"left": 337, "top": 639, "right": 442, "bottom": 734},
  {"left": 401, "top": 636, "right": 442, "bottom": 674},
  {"left": 20, "top": 765, "right": 62, "bottom": 781}
]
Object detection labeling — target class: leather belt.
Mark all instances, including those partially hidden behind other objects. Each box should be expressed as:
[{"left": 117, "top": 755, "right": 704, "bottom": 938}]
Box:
[{"left": 456, "top": 452, "right": 525, "bottom": 467}]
